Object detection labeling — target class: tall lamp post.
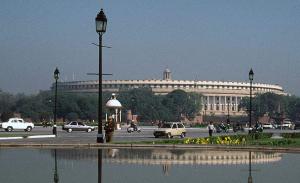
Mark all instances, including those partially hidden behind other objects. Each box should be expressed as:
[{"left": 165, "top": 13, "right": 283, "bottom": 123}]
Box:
[
  {"left": 95, "top": 9, "right": 107, "bottom": 143},
  {"left": 131, "top": 97, "right": 136, "bottom": 122},
  {"left": 249, "top": 68, "right": 254, "bottom": 134},
  {"left": 53, "top": 68, "right": 59, "bottom": 136},
  {"left": 227, "top": 97, "right": 230, "bottom": 124},
  {"left": 204, "top": 103, "right": 207, "bottom": 123}
]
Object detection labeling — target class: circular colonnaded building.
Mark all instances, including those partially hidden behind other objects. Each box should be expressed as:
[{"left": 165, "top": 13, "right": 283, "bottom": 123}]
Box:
[{"left": 54, "top": 69, "right": 286, "bottom": 119}]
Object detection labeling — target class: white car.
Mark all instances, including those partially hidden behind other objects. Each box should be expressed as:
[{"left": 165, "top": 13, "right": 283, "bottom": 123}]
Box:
[
  {"left": 1, "top": 118, "right": 34, "bottom": 132},
  {"left": 281, "top": 121, "right": 294, "bottom": 129},
  {"left": 153, "top": 122, "right": 186, "bottom": 138},
  {"left": 262, "top": 123, "right": 275, "bottom": 129}
]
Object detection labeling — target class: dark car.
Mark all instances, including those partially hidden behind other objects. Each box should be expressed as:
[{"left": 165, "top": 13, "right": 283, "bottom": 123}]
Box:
[{"left": 62, "top": 121, "right": 95, "bottom": 133}]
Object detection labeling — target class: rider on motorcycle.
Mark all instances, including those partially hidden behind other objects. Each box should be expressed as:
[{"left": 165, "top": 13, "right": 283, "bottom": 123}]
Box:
[{"left": 130, "top": 122, "right": 138, "bottom": 131}]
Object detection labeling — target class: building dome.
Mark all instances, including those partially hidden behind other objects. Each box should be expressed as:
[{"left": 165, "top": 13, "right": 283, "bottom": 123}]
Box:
[
  {"left": 163, "top": 68, "right": 172, "bottom": 80},
  {"left": 164, "top": 68, "right": 171, "bottom": 73},
  {"left": 106, "top": 93, "right": 122, "bottom": 108}
]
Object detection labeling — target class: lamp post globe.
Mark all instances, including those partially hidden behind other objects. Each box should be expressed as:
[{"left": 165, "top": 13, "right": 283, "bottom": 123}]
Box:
[
  {"left": 53, "top": 67, "right": 59, "bottom": 136},
  {"left": 54, "top": 68, "right": 59, "bottom": 80},
  {"left": 96, "top": 9, "right": 107, "bottom": 34},
  {"left": 248, "top": 68, "right": 254, "bottom": 134},
  {"left": 95, "top": 9, "right": 107, "bottom": 143},
  {"left": 249, "top": 68, "right": 254, "bottom": 81}
]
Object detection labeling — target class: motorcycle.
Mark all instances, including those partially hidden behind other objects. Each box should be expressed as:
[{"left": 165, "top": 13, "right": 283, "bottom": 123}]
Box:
[
  {"left": 127, "top": 124, "right": 141, "bottom": 133},
  {"left": 216, "top": 123, "right": 229, "bottom": 133}
]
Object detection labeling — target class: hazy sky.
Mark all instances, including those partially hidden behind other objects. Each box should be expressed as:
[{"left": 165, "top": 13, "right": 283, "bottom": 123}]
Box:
[{"left": 1, "top": 0, "right": 300, "bottom": 95}]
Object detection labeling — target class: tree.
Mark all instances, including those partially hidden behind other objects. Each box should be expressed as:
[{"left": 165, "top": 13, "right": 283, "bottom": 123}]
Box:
[
  {"left": 118, "top": 88, "right": 159, "bottom": 121},
  {"left": 285, "top": 95, "right": 300, "bottom": 121},
  {"left": 240, "top": 92, "right": 292, "bottom": 122},
  {"left": 162, "top": 90, "right": 202, "bottom": 121},
  {"left": 0, "top": 91, "right": 16, "bottom": 121}
]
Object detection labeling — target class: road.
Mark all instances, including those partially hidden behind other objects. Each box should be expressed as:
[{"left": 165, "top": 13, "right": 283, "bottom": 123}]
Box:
[{"left": 0, "top": 126, "right": 298, "bottom": 144}]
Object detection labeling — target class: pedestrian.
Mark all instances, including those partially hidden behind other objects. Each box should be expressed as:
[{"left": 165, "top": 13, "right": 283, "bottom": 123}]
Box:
[
  {"left": 104, "top": 117, "right": 114, "bottom": 143},
  {"left": 208, "top": 121, "right": 215, "bottom": 137}
]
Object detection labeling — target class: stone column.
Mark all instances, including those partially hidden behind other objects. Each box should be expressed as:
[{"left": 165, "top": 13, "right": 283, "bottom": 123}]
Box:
[{"left": 213, "top": 96, "right": 216, "bottom": 111}]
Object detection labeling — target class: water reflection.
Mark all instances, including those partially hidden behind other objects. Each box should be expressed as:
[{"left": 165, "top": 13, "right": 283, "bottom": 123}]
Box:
[
  {"left": 98, "top": 149, "right": 102, "bottom": 183},
  {"left": 55, "top": 148, "right": 281, "bottom": 166},
  {"left": 54, "top": 149, "right": 59, "bottom": 183},
  {"left": 1, "top": 148, "right": 294, "bottom": 183},
  {"left": 52, "top": 148, "right": 281, "bottom": 180},
  {"left": 248, "top": 151, "right": 253, "bottom": 183}
]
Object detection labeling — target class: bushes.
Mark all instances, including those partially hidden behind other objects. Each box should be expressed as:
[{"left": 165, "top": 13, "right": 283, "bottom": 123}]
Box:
[
  {"left": 248, "top": 132, "right": 273, "bottom": 140},
  {"left": 281, "top": 133, "right": 300, "bottom": 139},
  {"left": 250, "top": 139, "right": 295, "bottom": 146}
]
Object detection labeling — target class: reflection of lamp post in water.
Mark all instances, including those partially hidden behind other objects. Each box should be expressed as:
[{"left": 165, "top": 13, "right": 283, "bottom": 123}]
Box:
[
  {"left": 98, "top": 149, "right": 103, "bottom": 183},
  {"left": 248, "top": 151, "right": 253, "bottom": 183},
  {"left": 53, "top": 149, "right": 59, "bottom": 183}
]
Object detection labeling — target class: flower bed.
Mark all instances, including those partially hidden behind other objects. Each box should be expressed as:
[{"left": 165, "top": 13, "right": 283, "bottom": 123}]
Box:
[{"left": 183, "top": 135, "right": 246, "bottom": 145}]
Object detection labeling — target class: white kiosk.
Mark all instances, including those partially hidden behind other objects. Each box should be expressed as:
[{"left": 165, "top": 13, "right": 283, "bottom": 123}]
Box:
[{"left": 105, "top": 93, "right": 122, "bottom": 130}]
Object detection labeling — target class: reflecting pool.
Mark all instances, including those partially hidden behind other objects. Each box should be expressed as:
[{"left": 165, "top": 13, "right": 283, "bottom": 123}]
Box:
[{"left": 0, "top": 148, "right": 299, "bottom": 183}]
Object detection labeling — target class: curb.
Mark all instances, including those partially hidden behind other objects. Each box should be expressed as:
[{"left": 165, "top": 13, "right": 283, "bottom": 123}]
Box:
[
  {"left": 0, "top": 135, "right": 56, "bottom": 140},
  {"left": 0, "top": 137, "right": 23, "bottom": 140}
]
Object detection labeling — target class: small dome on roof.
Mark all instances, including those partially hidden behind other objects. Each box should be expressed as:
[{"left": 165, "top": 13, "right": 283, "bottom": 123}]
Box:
[
  {"left": 164, "top": 68, "right": 171, "bottom": 73},
  {"left": 106, "top": 93, "right": 122, "bottom": 108}
]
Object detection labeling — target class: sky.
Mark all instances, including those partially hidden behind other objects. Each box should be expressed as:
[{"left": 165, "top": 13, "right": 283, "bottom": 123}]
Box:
[{"left": 1, "top": 0, "right": 300, "bottom": 95}]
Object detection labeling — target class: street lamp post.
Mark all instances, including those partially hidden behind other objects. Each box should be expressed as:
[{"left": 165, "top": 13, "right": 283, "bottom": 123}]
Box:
[
  {"left": 131, "top": 97, "right": 136, "bottom": 122},
  {"left": 227, "top": 97, "right": 230, "bottom": 124},
  {"left": 249, "top": 68, "right": 254, "bottom": 134},
  {"left": 53, "top": 67, "right": 59, "bottom": 136},
  {"left": 204, "top": 103, "right": 207, "bottom": 123},
  {"left": 95, "top": 9, "right": 107, "bottom": 143}
]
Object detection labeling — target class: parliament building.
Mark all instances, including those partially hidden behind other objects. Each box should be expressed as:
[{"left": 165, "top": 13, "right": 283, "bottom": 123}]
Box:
[{"left": 55, "top": 69, "right": 285, "bottom": 117}]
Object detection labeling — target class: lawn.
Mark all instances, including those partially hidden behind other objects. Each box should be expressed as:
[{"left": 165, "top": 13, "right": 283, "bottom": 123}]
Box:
[{"left": 0, "top": 134, "right": 29, "bottom": 137}]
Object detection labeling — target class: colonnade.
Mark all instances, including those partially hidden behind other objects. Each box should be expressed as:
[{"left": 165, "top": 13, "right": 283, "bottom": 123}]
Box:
[{"left": 202, "top": 95, "right": 243, "bottom": 114}]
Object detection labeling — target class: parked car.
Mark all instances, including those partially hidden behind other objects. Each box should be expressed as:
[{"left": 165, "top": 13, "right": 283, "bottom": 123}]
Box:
[
  {"left": 1, "top": 118, "right": 34, "bottom": 132},
  {"left": 262, "top": 123, "right": 275, "bottom": 129},
  {"left": 62, "top": 121, "right": 95, "bottom": 133},
  {"left": 277, "top": 121, "right": 294, "bottom": 130},
  {"left": 153, "top": 122, "right": 186, "bottom": 138}
]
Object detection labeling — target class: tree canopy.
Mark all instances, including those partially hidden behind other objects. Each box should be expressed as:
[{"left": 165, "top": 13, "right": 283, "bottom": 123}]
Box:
[
  {"left": 240, "top": 92, "right": 300, "bottom": 122},
  {"left": 0, "top": 89, "right": 203, "bottom": 123}
]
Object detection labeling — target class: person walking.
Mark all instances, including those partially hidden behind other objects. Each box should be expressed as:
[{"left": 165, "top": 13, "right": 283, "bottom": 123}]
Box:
[
  {"left": 208, "top": 121, "right": 215, "bottom": 137},
  {"left": 104, "top": 117, "right": 114, "bottom": 143}
]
